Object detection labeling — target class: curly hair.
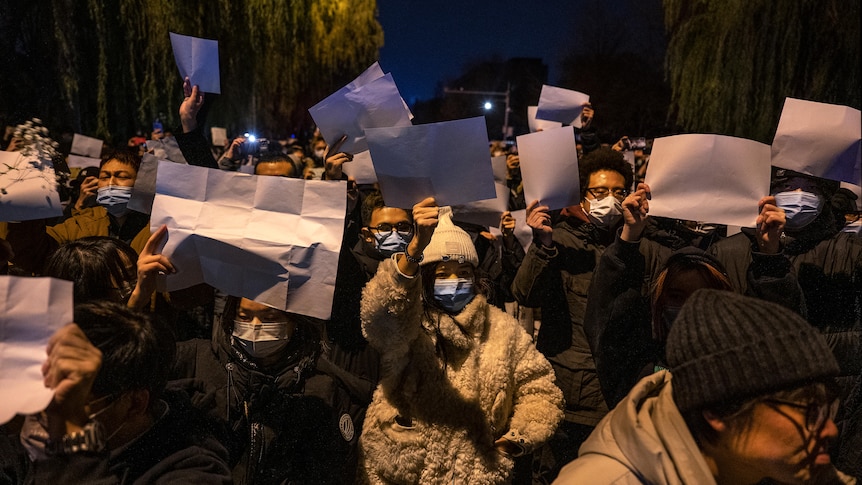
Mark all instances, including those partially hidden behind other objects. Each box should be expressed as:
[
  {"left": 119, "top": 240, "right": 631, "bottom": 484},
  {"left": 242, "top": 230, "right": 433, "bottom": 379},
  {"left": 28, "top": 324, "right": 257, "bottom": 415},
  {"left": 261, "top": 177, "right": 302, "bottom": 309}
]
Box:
[{"left": 578, "top": 147, "right": 634, "bottom": 193}]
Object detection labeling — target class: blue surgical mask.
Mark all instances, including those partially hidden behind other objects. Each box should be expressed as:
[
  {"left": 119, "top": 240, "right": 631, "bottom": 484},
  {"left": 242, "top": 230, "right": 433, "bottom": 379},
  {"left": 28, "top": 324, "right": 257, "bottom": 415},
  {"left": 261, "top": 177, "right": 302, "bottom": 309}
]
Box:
[
  {"left": 96, "top": 185, "right": 133, "bottom": 218},
  {"left": 433, "top": 278, "right": 475, "bottom": 313},
  {"left": 373, "top": 231, "right": 410, "bottom": 257},
  {"left": 775, "top": 191, "right": 823, "bottom": 230}
]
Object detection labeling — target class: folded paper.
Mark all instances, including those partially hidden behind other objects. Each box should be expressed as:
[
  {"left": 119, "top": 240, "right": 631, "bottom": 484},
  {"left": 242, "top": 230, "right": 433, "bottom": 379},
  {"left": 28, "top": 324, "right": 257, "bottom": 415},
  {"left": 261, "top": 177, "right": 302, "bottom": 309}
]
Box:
[
  {"left": 535, "top": 85, "right": 590, "bottom": 127},
  {"left": 0, "top": 152, "right": 63, "bottom": 222},
  {"left": 516, "top": 126, "right": 581, "bottom": 211},
  {"left": 0, "top": 276, "right": 73, "bottom": 425},
  {"left": 70, "top": 133, "right": 103, "bottom": 158},
  {"left": 452, "top": 155, "right": 510, "bottom": 228},
  {"left": 309, "top": 71, "right": 412, "bottom": 154},
  {"left": 365, "top": 116, "right": 496, "bottom": 208},
  {"left": 170, "top": 32, "right": 221, "bottom": 94},
  {"left": 527, "top": 106, "right": 562, "bottom": 133},
  {"left": 771, "top": 98, "right": 861, "bottom": 185},
  {"left": 645, "top": 134, "right": 771, "bottom": 227},
  {"left": 150, "top": 162, "right": 346, "bottom": 319}
]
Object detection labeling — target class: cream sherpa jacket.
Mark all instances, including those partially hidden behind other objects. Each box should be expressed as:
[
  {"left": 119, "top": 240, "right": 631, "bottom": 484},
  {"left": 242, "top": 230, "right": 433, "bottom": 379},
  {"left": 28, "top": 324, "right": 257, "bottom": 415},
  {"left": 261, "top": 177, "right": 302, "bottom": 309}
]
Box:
[{"left": 358, "top": 257, "right": 564, "bottom": 484}]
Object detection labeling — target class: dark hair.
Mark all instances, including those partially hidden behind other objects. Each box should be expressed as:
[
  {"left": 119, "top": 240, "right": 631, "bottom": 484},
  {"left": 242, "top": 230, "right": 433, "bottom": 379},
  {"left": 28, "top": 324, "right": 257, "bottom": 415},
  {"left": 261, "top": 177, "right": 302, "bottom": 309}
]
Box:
[
  {"left": 73, "top": 301, "right": 176, "bottom": 407},
  {"left": 578, "top": 147, "right": 634, "bottom": 194},
  {"left": 683, "top": 380, "right": 838, "bottom": 447},
  {"left": 100, "top": 149, "right": 142, "bottom": 173},
  {"left": 650, "top": 251, "right": 732, "bottom": 343},
  {"left": 255, "top": 152, "right": 299, "bottom": 178},
  {"left": 360, "top": 190, "right": 412, "bottom": 227},
  {"left": 43, "top": 236, "right": 138, "bottom": 304}
]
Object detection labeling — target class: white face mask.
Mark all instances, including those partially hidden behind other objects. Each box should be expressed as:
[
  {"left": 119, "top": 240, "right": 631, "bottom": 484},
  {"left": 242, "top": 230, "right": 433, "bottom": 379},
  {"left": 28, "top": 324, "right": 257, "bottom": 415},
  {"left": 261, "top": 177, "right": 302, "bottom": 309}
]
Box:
[
  {"left": 232, "top": 319, "right": 292, "bottom": 359},
  {"left": 314, "top": 149, "right": 326, "bottom": 159},
  {"left": 775, "top": 191, "right": 823, "bottom": 230},
  {"left": 585, "top": 196, "right": 623, "bottom": 227}
]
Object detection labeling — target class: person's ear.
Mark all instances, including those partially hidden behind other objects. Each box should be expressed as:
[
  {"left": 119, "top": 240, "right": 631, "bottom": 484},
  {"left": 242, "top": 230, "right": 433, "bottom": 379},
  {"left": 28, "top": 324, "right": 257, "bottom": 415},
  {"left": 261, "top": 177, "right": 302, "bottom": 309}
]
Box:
[
  {"left": 361, "top": 227, "right": 375, "bottom": 243},
  {"left": 125, "top": 389, "right": 151, "bottom": 418},
  {"left": 703, "top": 410, "right": 728, "bottom": 433}
]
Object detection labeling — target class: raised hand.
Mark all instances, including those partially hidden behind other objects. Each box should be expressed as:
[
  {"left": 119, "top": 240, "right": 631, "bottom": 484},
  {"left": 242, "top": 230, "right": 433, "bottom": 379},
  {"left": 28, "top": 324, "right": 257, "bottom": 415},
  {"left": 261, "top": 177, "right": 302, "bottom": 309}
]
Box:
[
  {"left": 128, "top": 224, "right": 175, "bottom": 309},
  {"left": 500, "top": 211, "right": 516, "bottom": 237},
  {"left": 179, "top": 77, "right": 205, "bottom": 133},
  {"left": 755, "top": 195, "right": 785, "bottom": 254},
  {"left": 323, "top": 135, "right": 352, "bottom": 180},
  {"left": 399, "top": 197, "right": 439, "bottom": 276},
  {"left": 74, "top": 176, "right": 99, "bottom": 211},
  {"left": 620, "top": 183, "right": 650, "bottom": 242},
  {"left": 526, "top": 199, "right": 553, "bottom": 247},
  {"left": 42, "top": 324, "right": 102, "bottom": 437}
]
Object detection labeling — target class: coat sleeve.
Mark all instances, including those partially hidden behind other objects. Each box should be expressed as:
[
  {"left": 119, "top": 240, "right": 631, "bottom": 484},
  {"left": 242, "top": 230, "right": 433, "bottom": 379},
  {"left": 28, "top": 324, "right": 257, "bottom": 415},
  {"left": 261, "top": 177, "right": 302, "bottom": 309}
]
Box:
[
  {"left": 174, "top": 127, "right": 217, "bottom": 169},
  {"left": 360, "top": 257, "right": 424, "bottom": 387},
  {"left": 584, "top": 235, "right": 656, "bottom": 408},
  {"left": 510, "top": 241, "right": 557, "bottom": 307},
  {"left": 503, "top": 325, "right": 564, "bottom": 454}
]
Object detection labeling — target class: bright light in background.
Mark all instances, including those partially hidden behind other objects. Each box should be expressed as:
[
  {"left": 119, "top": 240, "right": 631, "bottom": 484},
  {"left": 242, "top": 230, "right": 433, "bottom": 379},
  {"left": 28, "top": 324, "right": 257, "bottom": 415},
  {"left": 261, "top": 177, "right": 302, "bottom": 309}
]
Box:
[{"left": 483, "top": 101, "right": 493, "bottom": 110}]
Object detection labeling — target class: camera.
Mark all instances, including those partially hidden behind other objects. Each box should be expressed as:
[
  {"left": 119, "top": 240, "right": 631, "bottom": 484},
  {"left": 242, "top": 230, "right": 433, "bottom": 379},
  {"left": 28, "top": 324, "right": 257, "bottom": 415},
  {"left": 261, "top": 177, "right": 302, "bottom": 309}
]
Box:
[
  {"left": 240, "top": 133, "right": 270, "bottom": 158},
  {"left": 623, "top": 137, "right": 647, "bottom": 151}
]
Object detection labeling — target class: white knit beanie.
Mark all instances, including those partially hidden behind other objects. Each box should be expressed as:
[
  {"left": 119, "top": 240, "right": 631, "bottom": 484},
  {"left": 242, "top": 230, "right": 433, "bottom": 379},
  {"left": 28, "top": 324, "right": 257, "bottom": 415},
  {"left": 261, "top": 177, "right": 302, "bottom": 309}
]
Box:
[{"left": 420, "top": 206, "right": 479, "bottom": 267}]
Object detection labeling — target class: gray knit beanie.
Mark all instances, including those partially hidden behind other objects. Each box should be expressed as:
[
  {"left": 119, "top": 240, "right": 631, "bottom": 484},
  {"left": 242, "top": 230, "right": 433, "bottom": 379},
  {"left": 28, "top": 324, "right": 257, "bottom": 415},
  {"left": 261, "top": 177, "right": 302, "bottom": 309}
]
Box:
[
  {"left": 420, "top": 206, "right": 479, "bottom": 267},
  {"left": 667, "top": 289, "right": 839, "bottom": 413}
]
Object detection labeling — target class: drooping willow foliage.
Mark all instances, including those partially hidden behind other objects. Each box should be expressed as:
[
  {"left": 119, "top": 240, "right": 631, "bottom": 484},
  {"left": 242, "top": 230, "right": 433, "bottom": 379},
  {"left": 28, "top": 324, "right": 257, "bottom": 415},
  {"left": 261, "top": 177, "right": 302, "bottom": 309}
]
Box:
[
  {"left": 0, "top": 0, "right": 382, "bottom": 143},
  {"left": 663, "top": 0, "right": 860, "bottom": 142}
]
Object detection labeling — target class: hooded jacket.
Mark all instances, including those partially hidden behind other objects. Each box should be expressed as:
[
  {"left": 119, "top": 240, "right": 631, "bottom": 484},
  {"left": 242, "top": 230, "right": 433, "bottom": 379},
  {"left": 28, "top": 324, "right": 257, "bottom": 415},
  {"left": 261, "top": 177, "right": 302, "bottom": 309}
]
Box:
[
  {"left": 359, "top": 257, "right": 563, "bottom": 484},
  {"left": 554, "top": 371, "right": 716, "bottom": 484},
  {"left": 172, "top": 319, "right": 366, "bottom": 484}
]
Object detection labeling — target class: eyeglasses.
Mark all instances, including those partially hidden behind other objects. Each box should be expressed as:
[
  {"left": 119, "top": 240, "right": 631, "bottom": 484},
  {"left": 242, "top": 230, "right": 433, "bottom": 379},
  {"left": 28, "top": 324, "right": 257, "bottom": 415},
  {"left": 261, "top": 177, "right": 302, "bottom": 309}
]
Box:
[
  {"left": 369, "top": 221, "right": 413, "bottom": 235},
  {"left": 112, "top": 280, "right": 136, "bottom": 302},
  {"left": 762, "top": 398, "right": 840, "bottom": 432},
  {"left": 586, "top": 187, "right": 628, "bottom": 201}
]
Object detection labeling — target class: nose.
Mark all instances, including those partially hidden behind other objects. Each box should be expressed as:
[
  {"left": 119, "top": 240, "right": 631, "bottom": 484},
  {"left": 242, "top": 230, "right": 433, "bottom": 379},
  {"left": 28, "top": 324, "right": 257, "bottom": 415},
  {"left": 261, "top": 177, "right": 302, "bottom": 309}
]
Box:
[{"left": 818, "top": 417, "right": 839, "bottom": 440}]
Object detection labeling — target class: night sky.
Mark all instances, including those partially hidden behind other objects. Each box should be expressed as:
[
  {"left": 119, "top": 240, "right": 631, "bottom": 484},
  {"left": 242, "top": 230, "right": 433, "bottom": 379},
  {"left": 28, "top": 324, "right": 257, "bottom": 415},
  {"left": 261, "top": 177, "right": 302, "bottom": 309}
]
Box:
[{"left": 375, "top": 1, "right": 594, "bottom": 103}]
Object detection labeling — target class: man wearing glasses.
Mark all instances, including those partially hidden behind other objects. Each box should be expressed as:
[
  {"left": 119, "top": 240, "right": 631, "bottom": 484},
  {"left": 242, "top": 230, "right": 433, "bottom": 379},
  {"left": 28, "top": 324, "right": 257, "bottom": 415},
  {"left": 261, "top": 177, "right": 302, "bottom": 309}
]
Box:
[
  {"left": 555, "top": 289, "right": 855, "bottom": 484},
  {"left": 512, "top": 147, "right": 633, "bottom": 481}
]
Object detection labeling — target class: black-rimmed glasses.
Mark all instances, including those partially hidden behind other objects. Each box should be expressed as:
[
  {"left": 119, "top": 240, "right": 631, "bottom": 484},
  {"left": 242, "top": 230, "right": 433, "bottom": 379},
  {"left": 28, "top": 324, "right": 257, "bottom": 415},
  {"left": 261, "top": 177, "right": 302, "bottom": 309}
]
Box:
[
  {"left": 369, "top": 222, "right": 413, "bottom": 235},
  {"left": 762, "top": 398, "right": 839, "bottom": 432},
  {"left": 586, "top": 187, "right": 628, "bottom": 201}
]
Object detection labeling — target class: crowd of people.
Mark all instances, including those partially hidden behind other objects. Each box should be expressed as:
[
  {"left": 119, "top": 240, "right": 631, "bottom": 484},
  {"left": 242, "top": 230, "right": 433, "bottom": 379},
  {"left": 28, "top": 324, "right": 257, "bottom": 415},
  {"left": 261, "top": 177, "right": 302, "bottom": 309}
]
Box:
[{"left": 0, "top": 75, "right": 860, "bottom": 485}]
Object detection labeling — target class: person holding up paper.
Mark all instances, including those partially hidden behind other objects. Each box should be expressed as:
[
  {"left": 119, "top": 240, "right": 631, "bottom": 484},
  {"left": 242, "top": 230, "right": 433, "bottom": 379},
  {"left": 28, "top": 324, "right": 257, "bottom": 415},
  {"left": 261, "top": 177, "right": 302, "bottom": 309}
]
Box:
[
  {"left": 511, "top": 147, "right": 633, "bottom": 482},
  {"left": 25, "top": 301, "right": 231, "bottom": 483},
  {"left": 709, "top": 168, "right": 862, "bottom": 476},
  {"left": 171, "top": 295, "right": 364, "bottom": 484},
  {"left": 583, "top": 184, "right": 806, "bottom": 409},
  {"left": 358, "top": 201, "right": 563, "bottom": 484}
]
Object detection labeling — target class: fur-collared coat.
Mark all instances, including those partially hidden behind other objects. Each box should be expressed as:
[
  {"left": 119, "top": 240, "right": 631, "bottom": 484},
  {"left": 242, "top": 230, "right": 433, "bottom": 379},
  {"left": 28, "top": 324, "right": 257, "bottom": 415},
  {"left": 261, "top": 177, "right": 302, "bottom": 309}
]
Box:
[{"left": 358, "top": 257, "right": 563, "bottom": 484}]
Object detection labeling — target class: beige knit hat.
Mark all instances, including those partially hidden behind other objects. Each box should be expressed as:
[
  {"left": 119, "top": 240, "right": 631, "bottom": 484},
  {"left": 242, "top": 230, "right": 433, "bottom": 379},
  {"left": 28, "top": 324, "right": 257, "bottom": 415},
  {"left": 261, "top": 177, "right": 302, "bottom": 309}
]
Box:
[{"left": 420, "top": 206, "right": 479, "bottom": 267}]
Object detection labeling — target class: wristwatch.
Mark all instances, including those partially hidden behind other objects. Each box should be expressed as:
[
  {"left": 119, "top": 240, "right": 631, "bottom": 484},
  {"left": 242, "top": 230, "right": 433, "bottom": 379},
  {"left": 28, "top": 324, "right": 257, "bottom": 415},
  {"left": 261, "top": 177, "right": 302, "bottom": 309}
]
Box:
[
  {"left": 404, "top": 250, "right": 424, "bottom": 264},
  {"left": 47, "top": 421, "right": 106, "bottom": 455}
]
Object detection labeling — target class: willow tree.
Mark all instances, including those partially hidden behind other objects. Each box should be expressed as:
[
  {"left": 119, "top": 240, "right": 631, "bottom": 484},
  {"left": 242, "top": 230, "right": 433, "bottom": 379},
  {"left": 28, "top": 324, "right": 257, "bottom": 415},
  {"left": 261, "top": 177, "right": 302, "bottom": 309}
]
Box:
[
  {"left": 663, "top": 0, "right": 860, "bottom": 142},
  {"left": 2, "top": 0, "right": 382, "bottom": 143}
]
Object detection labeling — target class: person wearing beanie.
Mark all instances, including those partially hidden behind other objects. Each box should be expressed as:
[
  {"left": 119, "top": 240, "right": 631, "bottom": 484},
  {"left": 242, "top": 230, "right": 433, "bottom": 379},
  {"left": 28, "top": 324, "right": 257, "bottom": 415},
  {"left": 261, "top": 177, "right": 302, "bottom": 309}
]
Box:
[
  {"left": 584, "top": 183, "right": 804, "bottom": 408},
  {"left": 710, "top": 168, "right": 862, "bottom": 475},
  {"left": 357, "top": 197, "right": 563, "bottom": 484},
  {"left": 555, "top": 289, "right": 856, "bottom": 485}
]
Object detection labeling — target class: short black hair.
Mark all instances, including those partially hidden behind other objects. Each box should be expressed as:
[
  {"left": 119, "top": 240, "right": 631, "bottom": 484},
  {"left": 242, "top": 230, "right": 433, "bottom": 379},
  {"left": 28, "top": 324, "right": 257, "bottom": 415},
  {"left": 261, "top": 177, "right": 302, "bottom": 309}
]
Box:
[
  {"left": 578, "top": 147, "right": 634, "bottom": 194},
  {"left": 73, "top": 301, "right": 176, "bottom": 406},
  {"left": 360, "top": 190, "right": 412, "bottom": 227},
  {"left": 100, "top": 149, "right": 141, "bottom": 173},
  {"left": 43, "top": 236, "right": 138, "bottom": 305},
  {"left": 255, "top": 152, "right": 299, "bottom": 178}
]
